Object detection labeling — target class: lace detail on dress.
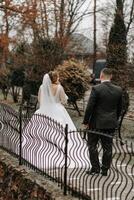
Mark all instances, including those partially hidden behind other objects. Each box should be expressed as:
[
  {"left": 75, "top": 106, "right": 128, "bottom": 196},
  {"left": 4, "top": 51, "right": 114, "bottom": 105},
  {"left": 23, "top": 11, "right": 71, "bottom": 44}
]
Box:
[{"left": 54, "top": 84, "right": 68, "bottom": 105}]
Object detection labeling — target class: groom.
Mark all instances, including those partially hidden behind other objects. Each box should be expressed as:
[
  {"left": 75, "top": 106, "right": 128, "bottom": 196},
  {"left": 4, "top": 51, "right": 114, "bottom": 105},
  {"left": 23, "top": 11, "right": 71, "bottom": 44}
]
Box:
[{"left": 83, "top": 68, "right": 122, "bottom": 176}]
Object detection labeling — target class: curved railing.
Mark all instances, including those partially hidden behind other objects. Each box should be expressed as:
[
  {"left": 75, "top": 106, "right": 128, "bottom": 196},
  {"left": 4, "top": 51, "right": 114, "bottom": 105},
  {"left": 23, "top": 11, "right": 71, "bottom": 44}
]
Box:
[
  {"left": 0, "top": 103, "right": 20, "bottom": 155},
  {"left": 0, "top": 102, "right": 133, "bottom": 200}
]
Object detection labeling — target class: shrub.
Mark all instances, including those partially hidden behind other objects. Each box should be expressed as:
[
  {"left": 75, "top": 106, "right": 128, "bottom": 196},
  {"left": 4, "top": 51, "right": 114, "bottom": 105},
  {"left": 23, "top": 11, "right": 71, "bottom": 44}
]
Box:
[{"left": 56, "top": 59, "right": 91, "bottom": 102}]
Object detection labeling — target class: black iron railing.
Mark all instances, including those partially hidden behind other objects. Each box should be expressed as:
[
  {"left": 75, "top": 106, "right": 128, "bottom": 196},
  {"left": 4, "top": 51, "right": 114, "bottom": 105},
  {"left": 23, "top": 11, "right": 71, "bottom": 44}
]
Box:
[{"left": 0, "top": 102, "right": 134, "bottom": 200}]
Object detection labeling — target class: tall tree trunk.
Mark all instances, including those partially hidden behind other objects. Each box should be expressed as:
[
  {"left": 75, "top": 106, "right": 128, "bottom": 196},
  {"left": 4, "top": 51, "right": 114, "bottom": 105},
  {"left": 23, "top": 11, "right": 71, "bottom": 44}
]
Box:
[
  {"left": 1, "top": 2, "right": 9, "bottom": 68},
  {"left": 93, "top": 0, "right": 97, "bottom": 74},
  {"left": 59, "top": 0, "right": 65, "bottom": 46}
]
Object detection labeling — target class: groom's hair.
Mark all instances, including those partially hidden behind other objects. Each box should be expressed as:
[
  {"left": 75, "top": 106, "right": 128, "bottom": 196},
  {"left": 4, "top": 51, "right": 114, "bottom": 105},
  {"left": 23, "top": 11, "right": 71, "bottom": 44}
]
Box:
[
  {"left": 101, "top": 68, "right": 113, "bottom": 79},
  {"left": 48, "top": 71, "right": 59, "bottom": 83},
  {"left": 101, "top": 68, "right": 113, "bottom": 76}
]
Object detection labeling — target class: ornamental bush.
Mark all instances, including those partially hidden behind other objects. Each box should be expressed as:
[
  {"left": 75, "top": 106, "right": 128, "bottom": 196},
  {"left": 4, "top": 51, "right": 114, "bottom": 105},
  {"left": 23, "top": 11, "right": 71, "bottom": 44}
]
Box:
[{"left": 56, "top": 59, "right": 91, "bottom": 102}]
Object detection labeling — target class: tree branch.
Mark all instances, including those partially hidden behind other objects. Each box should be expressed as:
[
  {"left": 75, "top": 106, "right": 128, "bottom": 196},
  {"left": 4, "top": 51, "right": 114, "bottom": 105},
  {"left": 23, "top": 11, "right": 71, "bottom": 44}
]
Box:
[{"left": 126, "top": 0, "right": 134, "bottom": 34}]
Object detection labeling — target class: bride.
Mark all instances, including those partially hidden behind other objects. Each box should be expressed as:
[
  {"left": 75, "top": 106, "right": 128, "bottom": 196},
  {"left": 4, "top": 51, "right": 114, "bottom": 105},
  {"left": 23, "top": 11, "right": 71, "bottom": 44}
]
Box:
[
  {"left": 36, "top": 71, "right": 76, "bottom": 131},
  {"left": 22, "top": 71, "right": 89, "bottom": 169}
]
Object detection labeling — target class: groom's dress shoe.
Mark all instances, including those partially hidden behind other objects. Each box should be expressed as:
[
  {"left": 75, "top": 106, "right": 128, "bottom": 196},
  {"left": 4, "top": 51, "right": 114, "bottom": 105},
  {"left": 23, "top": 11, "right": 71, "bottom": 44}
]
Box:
[
  {"left": 101, "top": 170, "right": 108, "bottom": 176},
  {"left": 86, "top": 168, "right": 100, "bottom": 175}
]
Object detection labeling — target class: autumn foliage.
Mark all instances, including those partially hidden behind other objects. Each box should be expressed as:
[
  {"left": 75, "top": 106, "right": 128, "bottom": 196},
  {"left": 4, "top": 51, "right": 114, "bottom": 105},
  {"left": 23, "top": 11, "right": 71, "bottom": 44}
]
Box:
[{"left": 56, "top": 59, "right": 91, "bottom": 101}]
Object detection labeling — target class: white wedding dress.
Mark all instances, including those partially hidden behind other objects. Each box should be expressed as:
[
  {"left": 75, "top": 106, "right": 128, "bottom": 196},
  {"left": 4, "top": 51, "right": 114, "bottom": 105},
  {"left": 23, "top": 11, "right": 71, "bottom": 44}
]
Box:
[{"left": 22, "top": 74, "right": 89, "bottom": 169}]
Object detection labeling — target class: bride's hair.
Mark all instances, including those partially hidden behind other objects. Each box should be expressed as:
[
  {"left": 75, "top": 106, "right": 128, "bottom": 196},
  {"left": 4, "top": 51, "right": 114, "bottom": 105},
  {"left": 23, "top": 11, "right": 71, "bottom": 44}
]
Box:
[{"left": 48, "top": 71, "right": 59, "bottom": 84}]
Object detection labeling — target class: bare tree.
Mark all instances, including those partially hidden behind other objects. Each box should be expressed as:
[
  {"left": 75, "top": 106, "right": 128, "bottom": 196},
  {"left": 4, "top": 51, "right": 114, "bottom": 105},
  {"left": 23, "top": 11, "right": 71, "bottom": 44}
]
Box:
[
  {"left": 99, "top": 0, "right": 134, "bottom": 58},
  {"left": 0, "top": 0, "right": 94, "bottom": 50},
  {"left": 32, "top": 0, "right": 92, "bottom": 45}
]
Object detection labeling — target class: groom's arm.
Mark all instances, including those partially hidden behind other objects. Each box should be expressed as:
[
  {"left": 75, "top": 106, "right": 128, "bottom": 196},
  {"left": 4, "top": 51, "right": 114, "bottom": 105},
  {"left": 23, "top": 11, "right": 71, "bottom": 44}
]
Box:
[{"left": 83, "top": 87, "right": 97, "bottom": 125}]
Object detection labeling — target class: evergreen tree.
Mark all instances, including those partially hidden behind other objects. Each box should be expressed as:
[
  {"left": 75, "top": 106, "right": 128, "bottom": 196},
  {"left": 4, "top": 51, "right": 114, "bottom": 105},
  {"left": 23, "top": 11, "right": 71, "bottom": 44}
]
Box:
[{"left": 106, "top": 0, "right": 129, "bottom": 113}]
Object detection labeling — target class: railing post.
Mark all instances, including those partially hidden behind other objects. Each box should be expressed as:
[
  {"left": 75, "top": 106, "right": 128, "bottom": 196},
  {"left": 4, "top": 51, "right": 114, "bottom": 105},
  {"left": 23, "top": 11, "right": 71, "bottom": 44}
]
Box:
[
  {"left": 19, "top": 105, "right": 22, "bottom": 165},
  {"left": 64, "top": 124, "right": 68, "bottom": 195}
]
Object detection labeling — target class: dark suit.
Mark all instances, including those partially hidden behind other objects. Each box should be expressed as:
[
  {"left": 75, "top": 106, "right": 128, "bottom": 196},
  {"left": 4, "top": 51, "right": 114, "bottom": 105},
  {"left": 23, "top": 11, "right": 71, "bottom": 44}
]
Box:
[{"left": 83, "top": 81, "right": 122, "bottom": 171}]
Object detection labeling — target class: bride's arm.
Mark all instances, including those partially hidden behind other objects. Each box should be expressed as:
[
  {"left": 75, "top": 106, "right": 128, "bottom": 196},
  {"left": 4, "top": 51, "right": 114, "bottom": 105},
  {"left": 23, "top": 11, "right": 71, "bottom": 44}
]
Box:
[
  {"left": 38, "top": 86, "right": 41, "bottom": 103},
  {"left": 59, "top": 85, "right": 68, "bottom": 105}
]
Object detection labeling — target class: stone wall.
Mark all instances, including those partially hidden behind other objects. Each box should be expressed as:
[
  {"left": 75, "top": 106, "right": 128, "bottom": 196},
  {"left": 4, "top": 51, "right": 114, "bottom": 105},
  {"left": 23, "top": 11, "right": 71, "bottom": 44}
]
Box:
[{"left": 0, "top": 149, "right": 76, "bottom": 200}]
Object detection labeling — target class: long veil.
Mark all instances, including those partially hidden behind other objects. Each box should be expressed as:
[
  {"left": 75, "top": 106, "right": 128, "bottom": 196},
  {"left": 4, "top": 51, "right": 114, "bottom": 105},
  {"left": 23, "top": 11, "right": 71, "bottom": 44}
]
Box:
[
  {"left": 36, "top": 73, "right": 76, "bottom": 131},
  {"left": 40, "top": 74, "right": 55, "bottom": 108}
]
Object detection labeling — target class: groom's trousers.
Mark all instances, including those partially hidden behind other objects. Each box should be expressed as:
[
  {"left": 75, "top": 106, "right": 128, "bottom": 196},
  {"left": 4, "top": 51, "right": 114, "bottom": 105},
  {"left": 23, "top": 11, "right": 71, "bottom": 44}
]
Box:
[{"left": 87, "top": 129, "right": 115, "bottom": 171}]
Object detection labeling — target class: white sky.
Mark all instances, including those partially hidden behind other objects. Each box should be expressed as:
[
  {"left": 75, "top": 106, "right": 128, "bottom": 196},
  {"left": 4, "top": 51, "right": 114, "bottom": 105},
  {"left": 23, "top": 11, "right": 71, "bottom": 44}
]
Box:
[{"left": 76, "top": 0, "right": 109, "bottom": 41}]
